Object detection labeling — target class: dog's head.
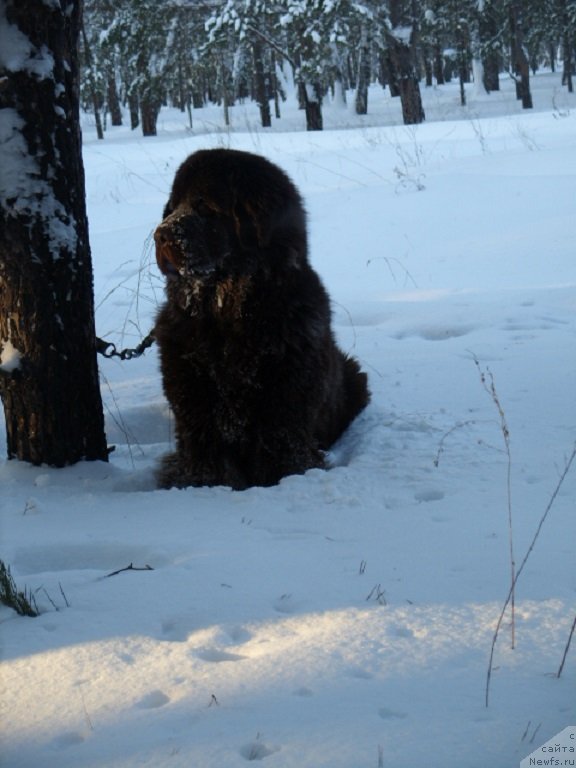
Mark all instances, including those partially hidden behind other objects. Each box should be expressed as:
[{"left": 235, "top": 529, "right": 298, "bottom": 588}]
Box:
[
  {"left": 154, "top": 200, "right": 237, "bottom": 283},
  {"left": 154, "top": 149, "right": 308, "bottom": 294}
]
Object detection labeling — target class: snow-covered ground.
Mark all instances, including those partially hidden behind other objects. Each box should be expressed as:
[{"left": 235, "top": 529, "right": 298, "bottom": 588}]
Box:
[{"left": 1, "top": 74, "right": 575, "bottom": 768}]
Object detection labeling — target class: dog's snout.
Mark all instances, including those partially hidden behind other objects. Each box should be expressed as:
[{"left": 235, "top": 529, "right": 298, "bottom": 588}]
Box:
[
  {"left": 154, "top": 222, "right": 173, "bottom": 245},
  {"left": 154, "top": 220, "right": 182, "bottom": 277}
]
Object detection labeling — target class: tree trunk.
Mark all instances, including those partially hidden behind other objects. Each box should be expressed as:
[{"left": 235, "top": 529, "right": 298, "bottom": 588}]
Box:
[
  {"left": 560, "top": 0, "right": 574, "bottom": 93},
  {"left": 433, "top": 44, "right": 445, "bottom": 85},
  {"left": 563, "top": 40, "right": 574, "bottom": 93},
  {"left": 482, "top": 54, "right": 500, "bottom": 92},
  {"left": 0, "top": 0, "right": 108, "bottom": 466},
  {"left": 456, "top": 24, "right": 469, "bottom": 106},
  {"left": 387, "top": 36, "right": 425, "bottom": 124},
  {"left": 218, "top": 57, "right": 230, "bottom": 127},
  {"left": 140, "top": 97, "right": 160, "bottom": 136},
  {"left": 107, "top": 74, "right": 123, "bottom": 126},
  {"left": 271, "top": 54, "right": 282, "bottom": 119},
  {"left": 128, "top": 91, "right": 139, "bottom": 130},
  {"left": 252, "top": 40, "right": 271, "bottom": 128},
  {"left": 355, "top": 23, "right": 371, "bottom": 115},
  {"left": 479, "top": 0, "right": 500, "bottom": 91},
  {"left": 509, "top": 3, "right": 533, "bottom": 109},
  {"left": 380, "top": 53, "right": 400, "bottom": 97},
  {"left": 398, "top": 74, "right": 425, "bottom": 124},
  {"left": 423, "top": 48, "right": 433, "bottom": 87},
  {"left": 302, "top": 83, "right": 323, "bottom": 131},
  {"left": 80, "top": 22, "right": 104, "bottom": 140},
  {"left": 386, "top": 0, "right": 425, "bottom": 125}
]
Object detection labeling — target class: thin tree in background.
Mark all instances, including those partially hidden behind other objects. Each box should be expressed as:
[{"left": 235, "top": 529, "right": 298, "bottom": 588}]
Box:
[
  {"left": 558, "top": 0, "right": 574, "bottom": 92},
  {"left": 0, "top": 0, "right": 108, "bottom": 466},
  {"left": 479, "top": 0, "right": 502, "bottom": 91},
  {"left": 509, "top": 0, "right": 533, "bottom": 108}
]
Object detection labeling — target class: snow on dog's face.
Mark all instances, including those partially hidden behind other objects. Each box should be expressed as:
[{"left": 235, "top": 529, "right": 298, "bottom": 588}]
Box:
[{"left": 154, "top": 201, "right": 236, "bottom": 282}]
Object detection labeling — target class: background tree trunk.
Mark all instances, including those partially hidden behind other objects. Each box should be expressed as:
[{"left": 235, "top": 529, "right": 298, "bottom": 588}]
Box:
[
  {"left": 509, "top": 2, "right": 533, "bottom": 109},
  {"left": 386, "top": 0, "right": 425, "bottom": 125},
  {"left": 140, "top": 97, "right": 160, "bottom": 136},
  {"left": 302, "top": 83, "right": 323, "bottom": 131},
  {"left": 80, "top": 22, "right": 104, "bottom": 139},
  {"left": 0, "top": 0, "right": 108, "bottom": 466},
  {"left": 107, "top": 74, "right": 123, "bottom": 126},
  {"left": 355, "top": 23, "right": 371, "bottom": 115},
  {"left": 128, "top": 91, "right": 140, "bottom": 130},
  {"left": 560, "top": 0, "right": 574, "bottom": 93},
  {"left": 252, "top": 40, "right": 271, "bottom": 128},
  {"left": 479, "top": 0, "right": 501, "bottom": 92}
]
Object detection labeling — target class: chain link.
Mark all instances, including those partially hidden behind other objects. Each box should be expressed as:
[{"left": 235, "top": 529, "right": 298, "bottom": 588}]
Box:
[{"left": 96, "top": 329, "right": 156, "bottom": 361}]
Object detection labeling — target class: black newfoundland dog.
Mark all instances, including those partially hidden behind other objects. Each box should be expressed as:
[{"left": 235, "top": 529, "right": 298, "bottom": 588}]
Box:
[{"left": 154, "top": 148, "right": 369, "bottom": 490}]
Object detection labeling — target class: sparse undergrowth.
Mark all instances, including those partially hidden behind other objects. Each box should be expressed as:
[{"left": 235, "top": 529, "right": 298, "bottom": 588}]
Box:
[{"left": 0, "top": 559, "right": 39, "bottom": 617}]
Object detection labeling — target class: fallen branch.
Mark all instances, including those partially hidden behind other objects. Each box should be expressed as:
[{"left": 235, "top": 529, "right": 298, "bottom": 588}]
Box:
[{"left": 104, "top": 563, "right": 154, "bottom": 578}]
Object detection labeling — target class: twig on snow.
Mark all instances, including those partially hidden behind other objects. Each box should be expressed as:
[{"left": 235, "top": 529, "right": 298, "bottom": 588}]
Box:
[{"left": 104, "top": 563, "right": 154, "bottom": 578}]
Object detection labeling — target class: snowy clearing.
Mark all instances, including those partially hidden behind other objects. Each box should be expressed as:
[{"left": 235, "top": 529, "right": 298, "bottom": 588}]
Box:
[{"left": 1, "top": 74, "right": 575, "bottom": 768}]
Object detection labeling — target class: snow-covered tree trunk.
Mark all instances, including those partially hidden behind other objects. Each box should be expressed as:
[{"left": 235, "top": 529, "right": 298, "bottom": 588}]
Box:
[
  {"left": 387, "top": 0, "right": 425, "bottom": 125},
  {"left": 0, "top": 0, "right": 108, "bottom": 466}
]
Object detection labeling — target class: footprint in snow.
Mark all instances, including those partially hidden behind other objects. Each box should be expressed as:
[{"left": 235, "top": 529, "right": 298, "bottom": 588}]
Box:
[
  {"left": 136, "top": 690, "right": 171, "bottom": 709},
  {"left": 378, "top": 707, "right": 408, "bottom": 720},
  {"left": 240, "top": 738, "right": 280, "bottom": 761},
  {"left": 195, "top": 647, "right": 247, "bottom": 663},
  {"left": 414, "top": 488, "right": 445, "bottom": 503},
  {"left": 346, "top": 666, "right": 374, "bottom": 680},
  {"left": 395, "top": 325, "right": 474, "bottom": 341},
  {"left": 273, "top": 593, "right": 298, "bottom": 614},
  {"left": 52, "top": 731, "right": 85, "bottom": 749},
  {"left": 217, "top": 624, "right": 252, "bottom": 645},
  {"left": 161, "top": 617, "right": 196, "bottom": 642}
]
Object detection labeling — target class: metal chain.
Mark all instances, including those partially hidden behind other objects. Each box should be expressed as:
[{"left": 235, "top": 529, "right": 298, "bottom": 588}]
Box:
[{"left": 96, "top": 328, "right": 156, "bottom": 361}]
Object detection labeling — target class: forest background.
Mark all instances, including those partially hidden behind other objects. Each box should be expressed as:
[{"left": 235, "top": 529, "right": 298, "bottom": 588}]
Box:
[{"left": 81, "top": 0, "right": 576, "bottom": 136}]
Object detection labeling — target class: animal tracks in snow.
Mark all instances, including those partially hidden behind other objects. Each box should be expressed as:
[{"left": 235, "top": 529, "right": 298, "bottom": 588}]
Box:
[
  {"left": 378, "top": 706, "right": 409, "bottom": 720},
  {"left": 135, "top": 689, "right": 171, "bottom": 709},
  {"left": 51, "top": 731, "right": 86, "bottom": 750},
  {"left": 394, "top": 324, "right": 475, "bottom": 341},
  {"left": 195, "top": 648, "right": 247, "bottom": 663},
  {"left": 187, "top": 624, "right": 254, "bottom": 664},
  {"left": 240, "top": 736, "right": 280, "bottom": 761},
  {"left": 414, "top": 488, "right": 445, "bottom": 503}
]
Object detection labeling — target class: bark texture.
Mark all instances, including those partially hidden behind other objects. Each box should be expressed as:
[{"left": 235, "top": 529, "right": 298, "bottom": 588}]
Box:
[{"left": 0, "top": 0, "right": 108, "bottom": 466}]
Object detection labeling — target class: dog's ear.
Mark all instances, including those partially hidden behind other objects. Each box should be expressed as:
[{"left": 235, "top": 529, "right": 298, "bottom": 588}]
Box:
[{"left": 162, "top": 201, "right": 173, "bottom": 220}]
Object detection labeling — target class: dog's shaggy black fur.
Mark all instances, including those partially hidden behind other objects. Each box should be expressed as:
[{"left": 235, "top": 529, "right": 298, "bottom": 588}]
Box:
[{"left": 154, "top": 148, "right": 369, "bottom": 490}]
